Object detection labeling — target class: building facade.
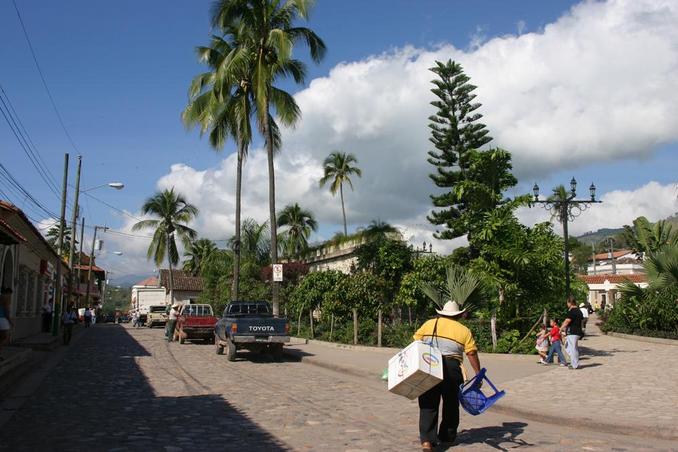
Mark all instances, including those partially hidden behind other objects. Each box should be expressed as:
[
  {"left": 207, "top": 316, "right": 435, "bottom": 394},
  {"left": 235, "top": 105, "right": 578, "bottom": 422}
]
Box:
[
  {"left": 0, "top": 201, "right": 68, "bottom": 341},
  {"left": 158, "top": 270, "right": 203, "bottom": 305}
]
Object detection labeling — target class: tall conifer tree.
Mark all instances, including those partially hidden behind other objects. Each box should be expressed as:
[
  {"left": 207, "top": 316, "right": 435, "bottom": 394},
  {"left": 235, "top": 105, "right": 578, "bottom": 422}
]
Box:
[{"left": 427, "top": 60, "right": 516, "bottom": 245}]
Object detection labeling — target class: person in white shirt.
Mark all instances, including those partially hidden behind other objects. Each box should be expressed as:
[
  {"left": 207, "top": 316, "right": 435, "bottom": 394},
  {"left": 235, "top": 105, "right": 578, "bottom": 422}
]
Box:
[
  {"left": 579, "top": 303, "right": 590, "bottom": 334},
  {"left": 166, "top": 304, "right": 180, "bottom": 342}
]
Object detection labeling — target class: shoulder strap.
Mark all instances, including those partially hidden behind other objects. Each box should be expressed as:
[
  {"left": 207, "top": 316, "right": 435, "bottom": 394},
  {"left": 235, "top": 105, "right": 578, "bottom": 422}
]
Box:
[{"left": 432, "top": 318, "right": 440, "bottom": 349}]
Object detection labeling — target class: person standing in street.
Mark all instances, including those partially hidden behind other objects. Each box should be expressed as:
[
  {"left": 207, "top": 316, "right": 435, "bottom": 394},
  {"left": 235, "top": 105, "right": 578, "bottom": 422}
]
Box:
[
  {"left": 61, "top": 305, "right": 78, "bottom": 345},
  {"left": 413, "top": 301, "right": 481, "bottom": 451},
  {"left": 541, "top": 318, "right": 567, "bottom": 366},
  {"left": 0, "top": 288, "right": 13, "bottom": 359},
  {"left": 84, "top": 306, "right": 92, "bottom": 328},
  {"left": 41, "top": 298, "right": 53, "bottom": 333},
  {"left": 166, "top": 304, "right": 179, "bottom": 342},
  {"left": 561, "top": 296, "right": 584, "bottom": 369},
  {"left": 579, "top": 303, "right": 589, "bottom": 335}
]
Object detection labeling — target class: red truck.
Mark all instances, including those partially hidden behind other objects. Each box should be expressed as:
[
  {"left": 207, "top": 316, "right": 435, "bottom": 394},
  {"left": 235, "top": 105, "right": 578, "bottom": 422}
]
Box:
[{"left": 174, "top": 304, "right": 218, "bottom": 344}]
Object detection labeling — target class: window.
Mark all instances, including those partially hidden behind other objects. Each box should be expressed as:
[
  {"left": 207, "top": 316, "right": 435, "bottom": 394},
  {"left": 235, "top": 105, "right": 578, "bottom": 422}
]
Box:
[{"left": 17, "top": 266, "right": 28, "bottom": 316}]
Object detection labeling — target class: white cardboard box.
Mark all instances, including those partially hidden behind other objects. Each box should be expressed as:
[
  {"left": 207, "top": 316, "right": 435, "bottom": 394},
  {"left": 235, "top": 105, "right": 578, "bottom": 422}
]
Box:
[{"left": 388, "top": 340, "right": 443, "bottom": 399}]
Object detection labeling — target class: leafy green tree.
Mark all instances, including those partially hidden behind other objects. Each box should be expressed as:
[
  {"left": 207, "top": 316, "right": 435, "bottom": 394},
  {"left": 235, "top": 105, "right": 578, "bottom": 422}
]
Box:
[
  {"left": 396, "top": 255, "right": 451, "bottom": 323},
  {"left": 198, "top": 249, "right": 234, "bottom": 312},
  {"left": 211, "top": 0, "right": 326, "bottom": 315},
  {"left": 335, "top": 272, "right": 385, "bottom": 344},
  {"left": 607, "top": 242, "right": 678, "bottom": 336},
  {"left": 132, "top": 188, "right": 198, "bottom": 301},
  {"left": 319, "top": 151, "right": 362, "bottom": 235},
  {"left": 277, "top": 203, "right": 318, "bottom": 259},
  {"left": 622, "top": 216, "right": 678, "bottom": 256},
  {"left": 289, "top": 270, "right": 344, "bottom": 336},
  {"left": 359, "top": 219, "right": 397, "bottom": 242},
  {"left": 229, "top": 218, "right": 270, "bottom": 267},
  {"left": 183, "top": 238, "right": 217, "bottom": 276},
  {"left": 46, "top": 224, "right": 76, "bottom": 259}
]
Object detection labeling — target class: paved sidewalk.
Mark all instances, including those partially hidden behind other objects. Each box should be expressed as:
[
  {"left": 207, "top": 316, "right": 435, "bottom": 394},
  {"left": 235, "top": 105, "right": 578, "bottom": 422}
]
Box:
[{"left": 284, "top": 319, "right": 678, "bottom": 441}]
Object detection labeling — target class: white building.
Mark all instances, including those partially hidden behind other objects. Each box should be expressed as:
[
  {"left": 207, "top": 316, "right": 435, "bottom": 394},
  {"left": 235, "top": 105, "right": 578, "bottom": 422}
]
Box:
[
  {"left": 587, "top": 249, "right": 644, "bottom": 275},
  {"left": 578, "top": 273, "right": 649, "bottom": 309}
]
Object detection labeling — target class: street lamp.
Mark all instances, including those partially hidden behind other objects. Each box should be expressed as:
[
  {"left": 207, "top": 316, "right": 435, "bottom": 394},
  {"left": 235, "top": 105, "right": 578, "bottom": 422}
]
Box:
[
  {"left": 81, "top": 182, "right": 125, "bottom": 193},
  {"left": 531, "top": 178, "right": 601, "bottom": 297}
]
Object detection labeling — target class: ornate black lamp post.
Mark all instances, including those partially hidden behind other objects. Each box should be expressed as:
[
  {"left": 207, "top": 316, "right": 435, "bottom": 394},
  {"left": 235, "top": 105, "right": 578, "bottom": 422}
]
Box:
[{"left": 531, "top": 178, "right": 601, "bottom": 297}]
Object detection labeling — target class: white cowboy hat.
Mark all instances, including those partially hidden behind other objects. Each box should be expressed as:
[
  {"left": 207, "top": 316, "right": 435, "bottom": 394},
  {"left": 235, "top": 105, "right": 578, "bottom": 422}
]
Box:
[
  {"left": 436, "top": 300, "right": 466, "bottom": 317},
  {"left": 579, "top": 303, "right": 586, "bottom": 308},
  {"left": 172, "top": 303, "right": 181, "bottom": 308}
]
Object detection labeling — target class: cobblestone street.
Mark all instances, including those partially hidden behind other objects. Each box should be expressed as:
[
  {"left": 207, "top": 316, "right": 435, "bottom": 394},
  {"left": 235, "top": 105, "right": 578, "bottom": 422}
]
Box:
[{"left": 0, "top": 324, "right": 676, "bottom": 451}]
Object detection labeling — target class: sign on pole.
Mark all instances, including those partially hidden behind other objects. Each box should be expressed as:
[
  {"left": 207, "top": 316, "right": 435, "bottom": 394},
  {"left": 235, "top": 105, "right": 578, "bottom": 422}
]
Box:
[{"left": 272, "top": 264, "right": 283, "bottom": 282}]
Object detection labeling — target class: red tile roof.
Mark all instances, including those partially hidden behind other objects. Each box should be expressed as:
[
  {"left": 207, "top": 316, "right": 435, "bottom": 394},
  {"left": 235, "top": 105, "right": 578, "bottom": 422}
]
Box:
[
  {"left": 578, "top": 273, "right": 648, "bottom": 284},
  {"left": 588, "top": 249, "right": 634, "bottom": 261},
  {"left": 134, "top": 276, "right": 158, "bottom": 287},
  {"left": 73, "top": 264, "right": 106, "bottom": 274},
  {"left": 159, "top": 269, "right": 204, "bottom": 292},
  {"left": 0, "top": 218, "right": 27, "bottom": 243}
]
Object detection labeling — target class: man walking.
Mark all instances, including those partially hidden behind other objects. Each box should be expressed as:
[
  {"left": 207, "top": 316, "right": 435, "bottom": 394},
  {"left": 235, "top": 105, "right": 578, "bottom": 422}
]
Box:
[
  {"left": 579, "top": 303, "right": 589, "bottom": 335},
  {"left": 561, "top": 296, "right": 584, "bottom": 369},
  {"left": 166, "top": 304, "right": 179, "bottom": 342},
  {"left": 61, "top": 305, "right": 78, "bottom": 345}
]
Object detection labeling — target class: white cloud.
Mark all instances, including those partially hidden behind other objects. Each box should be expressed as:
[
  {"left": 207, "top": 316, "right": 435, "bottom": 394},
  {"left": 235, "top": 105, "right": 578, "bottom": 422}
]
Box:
[
  {"left": 517, "top": 181, "right": 678, "bottom": 236},
  {"left": 126, "top": 0, "right": 678, "bottom": 274}
]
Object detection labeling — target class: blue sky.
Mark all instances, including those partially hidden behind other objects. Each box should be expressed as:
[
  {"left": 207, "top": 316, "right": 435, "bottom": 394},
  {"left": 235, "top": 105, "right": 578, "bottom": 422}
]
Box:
[{"left": 1, "top": 0, "right": 677, "bottom": 278}]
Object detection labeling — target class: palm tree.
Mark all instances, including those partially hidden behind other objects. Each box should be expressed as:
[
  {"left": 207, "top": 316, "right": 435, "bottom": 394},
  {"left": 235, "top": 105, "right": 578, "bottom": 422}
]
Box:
[
  {"left": 622, "top": 217, "right": 678, "bottom": 257},
  {"left": 360, "top": 219, "right": 397, "bottom": 242},
  {"left": 46, "top": 225, "right": 74, "bottom": 259},
  {"left": 228, "top": 218, "right": 271, "bottom": 267},
  {"left": 319, "top": 151, "right": 362, "bottom": 236},
  {"left": 183, "top": 238, "right": 217, "bottom": 276},
  {"left": 211, "top": 0, "right": 326, "bottom": 315},
  {"left": 132, "top": 189, "right": 199, "bottom": 302},
  {"left": 277, "top": 203, "right": 318, "bottom": 259},
  {"left": 420, "top": 265, "right": 482, "bottom": 311}
]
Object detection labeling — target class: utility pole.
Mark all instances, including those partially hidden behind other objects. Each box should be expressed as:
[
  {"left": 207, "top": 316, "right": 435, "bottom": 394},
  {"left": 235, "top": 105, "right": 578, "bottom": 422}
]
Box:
[
  {"left": 85, "top": 225, "right": 107, "bottom": 307},
  {"left": 76, "top": 216, "right": 85, "bottom": 306},
  {"left": 592, "top": 243, "right": 597, "bottom": 275},
  {"left": 67, "top": 155, "right": 82, "bottom": 308},
  {"left": 52, "top": 153, "right": 69, "bottom": 336}
]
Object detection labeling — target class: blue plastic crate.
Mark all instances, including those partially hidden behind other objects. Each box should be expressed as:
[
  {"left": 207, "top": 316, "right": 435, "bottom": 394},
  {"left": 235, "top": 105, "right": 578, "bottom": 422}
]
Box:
[{"left": 458, "top": 368, "right": 506, "bottom": 415}]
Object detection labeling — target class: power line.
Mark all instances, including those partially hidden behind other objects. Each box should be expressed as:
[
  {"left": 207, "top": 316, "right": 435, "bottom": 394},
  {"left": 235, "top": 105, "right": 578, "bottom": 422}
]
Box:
[
  {"left": 0, "top": 163, "right": 60, "bottom": 219},
  {"left": 0, "top": 84, "right": 62, "bottom": 198},
  {"left": 11, "top": 0, "right": 81, "bottom": 154},
  {"left": 80, "top": 191, "right": 144, "bottom": 223}
]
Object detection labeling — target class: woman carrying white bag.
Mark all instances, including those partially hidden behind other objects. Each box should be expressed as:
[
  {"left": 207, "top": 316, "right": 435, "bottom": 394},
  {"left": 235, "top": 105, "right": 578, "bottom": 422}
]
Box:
[{"left": 413, "top": 300, "right": 481, "bottom": 451}]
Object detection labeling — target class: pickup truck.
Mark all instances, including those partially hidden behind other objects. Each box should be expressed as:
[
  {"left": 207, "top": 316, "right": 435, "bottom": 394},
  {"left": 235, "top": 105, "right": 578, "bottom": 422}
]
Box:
[
  {"left": 175, "top": 304, "right": 219, "bottom": 344},
  {"left": 145, "top": 305, "right": 168, "bottom": 328},
  {"left": 214, "top": 301, "right": 290, "bottom": 361}
]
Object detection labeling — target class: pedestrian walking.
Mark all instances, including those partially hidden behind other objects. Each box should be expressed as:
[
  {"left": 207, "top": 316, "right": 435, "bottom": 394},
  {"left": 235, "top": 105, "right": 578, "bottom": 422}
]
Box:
[
  {"left": 413, "top": 301, "right": 481, "bottom": 451},
  {"left": 535, "top": 324, "right": 549, "bottom": 360},
  {"left": 541, "top": 318, "right": 567, "bottom": 366},
  {"left": 166, "top": 304, "right": 180, "bottom": 341},
  {"left": 61, "top": 305, "right": 78, "bottom": 345},
  {"left": 579, "top": 303, "right": 589, "bottom": 334},
  {"left": 561, "top": 296, "right": 584, "bottom": 369},
  {"left": 41, "top": 298, "right": 53, "bottom": 332},
  {"left": 132, "top": 311, "right": 139, "bottom": 328},
  {"left": 0, "top": 287, "right": 13, "bottom": 360},
  {"left": 84, "top": 306, "right": 93, "bottom": 328}
]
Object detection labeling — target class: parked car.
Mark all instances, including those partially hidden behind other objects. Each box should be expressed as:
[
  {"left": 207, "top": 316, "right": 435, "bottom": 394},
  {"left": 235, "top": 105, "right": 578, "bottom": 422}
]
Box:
[
  {"left": 174, "top": 304, "right": 218, "bottom": 344},
  {"left": 146, "top": 305, "right": 168, "bottom": 328},
  {"left": 214, "top": 301, "right": 290, "bottom": 361}
]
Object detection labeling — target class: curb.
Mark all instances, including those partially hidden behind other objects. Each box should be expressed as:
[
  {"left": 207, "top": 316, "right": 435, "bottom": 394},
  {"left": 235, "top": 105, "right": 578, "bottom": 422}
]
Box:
[
  {"left": 283, "top": 348, "right": 378, "bottom": 380},
  {"left": 606, "top": 332, "right": 678, "bottom": 346},
  {"left": 490, "top": 402, "right": 678, "bottom": 441},
  {"left": 285, "top": 343, "right": 678, "bottom": 442},
  {"left": 289, "top": 337, "right": 398, "bottom": 353}
]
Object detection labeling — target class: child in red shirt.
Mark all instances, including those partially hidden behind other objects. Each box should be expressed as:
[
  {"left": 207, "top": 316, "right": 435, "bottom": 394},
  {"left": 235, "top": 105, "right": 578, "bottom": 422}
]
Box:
[{"left": 541, "top": 319, "right": 567, "bottom": 366}]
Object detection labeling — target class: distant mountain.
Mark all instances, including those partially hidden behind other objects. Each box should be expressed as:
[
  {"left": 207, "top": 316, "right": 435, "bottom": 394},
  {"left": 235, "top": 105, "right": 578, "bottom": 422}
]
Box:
[
  {"left": 108, "top": 272, "right": 155, "bottom": 288},
  {"left": 575, "top": 228, "right": 625, "bottom": 246},
  {"left": 575, "top": 213, "right": 678, "bottom": 246}
]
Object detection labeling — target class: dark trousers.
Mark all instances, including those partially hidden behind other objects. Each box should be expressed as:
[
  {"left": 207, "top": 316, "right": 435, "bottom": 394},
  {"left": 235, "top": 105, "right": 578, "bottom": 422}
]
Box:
[
  {"left": 418, "top": 357, "right": 464, "bottom": 444},
  {"left": 63, "top": 324, "right": 74, "bottom": 345},
  {"left": 166, "top": 320, "right": 177, "bottom": 341},
  {"left": 42, "top": 313, "right": 52, "bottom": 332}
]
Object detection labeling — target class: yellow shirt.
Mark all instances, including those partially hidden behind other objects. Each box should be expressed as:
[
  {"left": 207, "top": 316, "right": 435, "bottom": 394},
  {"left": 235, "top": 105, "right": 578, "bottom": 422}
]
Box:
[{"left": 413, "top": 317, "right": 478, "bottom": 358}]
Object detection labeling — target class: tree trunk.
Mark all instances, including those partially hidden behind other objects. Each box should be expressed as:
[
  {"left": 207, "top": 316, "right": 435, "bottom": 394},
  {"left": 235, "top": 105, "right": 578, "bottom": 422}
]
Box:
[
  {"left": 264, "top": 102, "right": 280, "bottom": 316},
  {"left": 330, "top": 314, "right": 334, "bottom": 341},
  {"left": 352, "top": 308, "right": 358, "bottom": 345},
  {"left": 408, "top": 305, "right": 412, "bottom": 325},
  {"left": 167, "top": 233, "right": 174, "bottom": 305},
  {"left": 340, "top": 183, "right": 347, "bottom": 236},
  {"left": 297, "top": 308, "right": 303, "bottom": 337},
  {"left": 232, "top": 141, "right": 245, "bottom": 302},
  {"left": 309, "top": 308, "right": 314, "bottom": 338},
  {"left": 491, "top": 310, "right": 497, "bottom": 352},
  {"left": 378, "top": 309, "right": 382, "bottom": 347}
]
